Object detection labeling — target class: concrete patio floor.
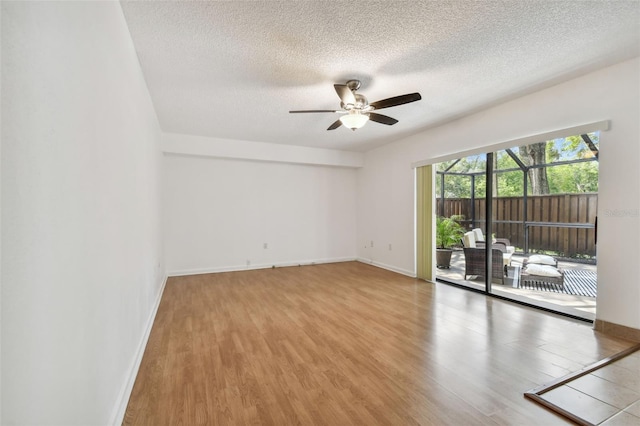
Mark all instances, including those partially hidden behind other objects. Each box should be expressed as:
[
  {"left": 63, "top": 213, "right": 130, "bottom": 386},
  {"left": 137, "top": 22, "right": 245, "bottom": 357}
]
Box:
[{"left": 436, "top": 250, "right": 597, "bottom": 320}]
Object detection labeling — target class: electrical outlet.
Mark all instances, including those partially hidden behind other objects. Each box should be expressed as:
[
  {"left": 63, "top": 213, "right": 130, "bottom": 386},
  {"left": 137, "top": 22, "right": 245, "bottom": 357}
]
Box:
[
  {"left": 370, "top": 240, "right": 374, "bottom": 248},
  {"left": 389, "top": 243, "right": 392, "bottom": 251},
  {"left": 263, "top": 243, "right": 268, "bottom": 249},
  {"left": 246, "top": 259, "right": 250, "bottom": 266}
]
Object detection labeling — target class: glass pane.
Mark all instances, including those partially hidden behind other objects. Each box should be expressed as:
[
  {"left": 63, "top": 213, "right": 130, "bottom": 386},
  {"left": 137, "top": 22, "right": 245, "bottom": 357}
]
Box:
[
  {"left": 438, "top": 154, "right": 486, "bottom": 174},
  {"left": 443, "top": 174, "right": 472, "bottom": 199},
  {"left": 547, "top": 163, "right": 599, "bottom": 194},
  {"left": 509, "top": 132, "right": 600, "bottom": 165},
  {"left": 495, "top": 150, "right": 519, "bottom": 170},
  {"left": 432, "top": 134, "right": 598, "bottom": 321},
  {"left": 495, "top": 170, "right": 524, "bottom": 197},
  {"left": 460, "top": 154, "right": 486, "bottom": 174}
]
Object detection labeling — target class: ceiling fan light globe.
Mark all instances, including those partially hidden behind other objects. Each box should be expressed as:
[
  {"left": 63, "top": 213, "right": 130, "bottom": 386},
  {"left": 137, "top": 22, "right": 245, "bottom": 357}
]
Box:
[{"left": 339, "top": 112, "right": 369, "bottom": 130}]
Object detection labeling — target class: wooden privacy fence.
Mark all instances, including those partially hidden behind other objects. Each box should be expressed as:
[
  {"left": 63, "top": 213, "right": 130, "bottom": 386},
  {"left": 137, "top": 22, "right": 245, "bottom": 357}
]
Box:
[{"left": 437, "top": 193, "right": 598, "bottom": 258}]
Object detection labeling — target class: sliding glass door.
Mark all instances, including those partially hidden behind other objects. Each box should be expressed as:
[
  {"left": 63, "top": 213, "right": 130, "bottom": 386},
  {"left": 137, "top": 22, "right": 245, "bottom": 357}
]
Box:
[{"left": 432, "top": 133, "right": 599, "bottom": 320}]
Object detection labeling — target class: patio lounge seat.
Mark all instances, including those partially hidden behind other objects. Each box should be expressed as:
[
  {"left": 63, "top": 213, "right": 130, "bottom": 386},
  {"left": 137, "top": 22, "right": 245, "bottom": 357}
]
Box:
[
  {"left": 520, "top": 257, "right": 564, "bottom": 289},
  {"left": 524, "top": 254, "right": 558, "bottom": 268}
]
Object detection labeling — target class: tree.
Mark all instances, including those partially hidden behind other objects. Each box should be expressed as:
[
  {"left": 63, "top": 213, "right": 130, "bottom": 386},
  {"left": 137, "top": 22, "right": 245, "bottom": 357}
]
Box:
[
  {"left": 436, "top": 133, "right": 600, "bottom": 199},
  {"left": 564, "top": 134, "right": 598, "bottom": 155},
  {"left": 494, "top": 151, "right": 524, "bottom": 196},
  {"left": 519, "top": 142, "right": 550, "bottom": 194},
  {"left": 437, "top": 157, "right": 486, "bottom": 199},
  {"left": 547, "top": 163, "right": 598, "bottom": 193},
  {"left": 542, "top": 134, "right": 599, "bottom": 193}
]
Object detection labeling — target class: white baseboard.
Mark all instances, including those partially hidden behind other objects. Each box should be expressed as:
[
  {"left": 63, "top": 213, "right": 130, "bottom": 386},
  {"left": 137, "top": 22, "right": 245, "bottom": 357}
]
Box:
[
  {"left": 110, "top": 274, "right": 168, "bottom": 426},
  {"left": 167, "top": 257, "right": 357, "bottom": 277},
  {"left": 356, "top": 258, "right": 416, "bottom": 278}
]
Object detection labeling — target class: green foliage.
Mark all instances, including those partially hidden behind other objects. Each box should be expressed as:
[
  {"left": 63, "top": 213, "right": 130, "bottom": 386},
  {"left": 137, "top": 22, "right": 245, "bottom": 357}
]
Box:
[
  {"left": 496, "top": 170, "right": 523, "bottom": 196},
  {"left": 545, "top": 141, "right": 560, "bottom": 162},
  {"left": 436, "top": 215, "right": 465, "bottom": 249},
  {"left": 562, "top": 133, "right": 599, "bottom": 159},
  {"left": 495, "top": 152, "right": 525, "bottom": 196},
  {"left": 548, "top": 163, "right": 599, "bottom": 193},
  {"left": 547, "top": 133, "right": 599, "bottom": 193},
  {"left": 436, "top": 132, "right": 599, "bottom": 198}
]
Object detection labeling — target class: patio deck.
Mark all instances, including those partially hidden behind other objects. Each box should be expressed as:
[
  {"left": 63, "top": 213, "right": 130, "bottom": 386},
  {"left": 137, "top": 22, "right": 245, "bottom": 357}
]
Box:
[{"left": 436, "top": 250, "right": 597, "bottom": 320}]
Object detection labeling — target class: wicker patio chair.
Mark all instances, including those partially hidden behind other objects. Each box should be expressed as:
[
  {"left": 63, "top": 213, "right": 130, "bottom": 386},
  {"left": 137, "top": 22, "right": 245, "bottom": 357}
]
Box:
[
  {"left": 463, "top": 247, "right": 506, "bottom": 284},
  {"left": 464, "top": 231, "right": 508, "bottom": 251},
  {"left": 472, "top": 228, "right": 515, "bottom": 254}
]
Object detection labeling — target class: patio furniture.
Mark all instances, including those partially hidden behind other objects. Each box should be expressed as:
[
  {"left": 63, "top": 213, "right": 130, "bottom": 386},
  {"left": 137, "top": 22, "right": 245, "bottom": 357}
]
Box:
[
  {"left": 462, "top": 232, "right": 511, "bottom": 284},
  {"left": 524, "top": 254, "right": 558, "bottom": 268},
  {"left": 463, "top": 231, "right": 512, "bottom": 267},
  {"left": 520, "top": 257, "right": 564, "bottom": 289},
  {"left": 472, "top": 228, "right": 515, "bottom": 254},
  {"left": 463, "top": 247, "right": 507, "bottom": 284}
]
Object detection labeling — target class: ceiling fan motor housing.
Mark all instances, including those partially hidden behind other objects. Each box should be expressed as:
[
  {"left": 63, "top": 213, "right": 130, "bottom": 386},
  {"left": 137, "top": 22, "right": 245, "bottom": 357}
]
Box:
[{"left": 341, "top": 94, "right": 370, "bottom": 111}]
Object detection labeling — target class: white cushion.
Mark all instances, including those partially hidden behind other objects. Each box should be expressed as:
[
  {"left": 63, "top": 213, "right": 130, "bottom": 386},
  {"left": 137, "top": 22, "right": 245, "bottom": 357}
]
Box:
[
  {"left": 525, "top": 263, "right": 562, "bottom": 277},
  {"left": 527, "top": 254, "right": 556, "bottom": 265},
  {"left": 472, "top": 228, "right": 485, "bottom": 242},
  {"left": 506, "top": 246, "right": 515, "bottom": 254},
  {"left": 463, "top": 232, "right": 476, "bottom": 248}
]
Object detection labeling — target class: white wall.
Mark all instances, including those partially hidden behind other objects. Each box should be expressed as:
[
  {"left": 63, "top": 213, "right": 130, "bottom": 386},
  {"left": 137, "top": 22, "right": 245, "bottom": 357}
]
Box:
[
  {"left": 357, "top": 148, "right": 417, "bottom": 276},
  {"left": 163, "top": 132, "right": 364, "bottom": 168},
  {"left": 1, "top": 2, "right": 164, "bottom": 425},
  {"left": 357, "top": 58, "right": 640, "bottom": 330},
  {"left": 164, "top": 152, "right": 358, "bottom": 275},
  {"left": 0, "top": 3, "right": 3, "bottom": 421}
]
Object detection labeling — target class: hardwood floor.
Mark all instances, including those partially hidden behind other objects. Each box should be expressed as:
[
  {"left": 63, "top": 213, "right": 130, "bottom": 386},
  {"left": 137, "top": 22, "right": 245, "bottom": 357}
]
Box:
[{"left": 123, "top": 261, "right": 635, "bottom": 425}]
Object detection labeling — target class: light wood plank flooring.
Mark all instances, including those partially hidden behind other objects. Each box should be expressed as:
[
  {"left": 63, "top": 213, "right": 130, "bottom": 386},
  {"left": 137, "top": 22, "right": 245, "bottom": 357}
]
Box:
[{"left": 123, "top": 261, "right": 635, "bottom": 425}]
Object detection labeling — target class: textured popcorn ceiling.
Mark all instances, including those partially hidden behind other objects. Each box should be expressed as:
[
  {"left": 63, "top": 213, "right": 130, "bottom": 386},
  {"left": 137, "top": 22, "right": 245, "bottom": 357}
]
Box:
[{"left": 120, "top": 1, "right": 640, "bottom": 151}]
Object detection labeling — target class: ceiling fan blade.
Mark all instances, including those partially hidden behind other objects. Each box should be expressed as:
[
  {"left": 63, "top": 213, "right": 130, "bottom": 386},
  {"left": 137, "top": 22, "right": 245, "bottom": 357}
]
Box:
[
  {"left": 289, "top": 110, "right": 341, "bottom": 113},
  {"left": 369, "top": 113, "right": 398, "bottom": 125},
  {"left": 327, "top": 119, "right": 343, "bottom": 130},
  {"left": 334, "top": 84, "right": 356, "bottom": 105},
  {"left": 370, "top": 93, "right": 422, "bottom": 110}
]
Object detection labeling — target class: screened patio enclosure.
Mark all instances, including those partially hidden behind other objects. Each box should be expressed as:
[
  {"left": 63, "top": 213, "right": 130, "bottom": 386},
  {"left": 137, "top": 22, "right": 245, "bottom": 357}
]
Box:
[
  {"left": 436, "top": 134, "right": 598, "bottom": 260},
  {"left": 434, "top": 133, "right": 599, "bottom": 320}
]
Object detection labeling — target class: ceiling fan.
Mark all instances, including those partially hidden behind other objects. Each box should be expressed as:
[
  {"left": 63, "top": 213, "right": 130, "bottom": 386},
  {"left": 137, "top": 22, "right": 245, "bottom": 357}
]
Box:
[{"left": 290, "top": 80, "right": 422, "bottom": 131}]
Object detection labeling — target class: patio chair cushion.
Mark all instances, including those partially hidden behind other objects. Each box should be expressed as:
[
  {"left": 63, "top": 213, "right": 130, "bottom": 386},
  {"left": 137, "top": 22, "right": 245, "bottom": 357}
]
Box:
[
  {"left": 463, "top": 231, "right": 476, "bottom": 248},
  {"left": 475, "top": 229, "right": 515, "bottom": 253},
  {"left": 524, "top": 263, "right": 562, "bottom": 277},
  {"left": 527, "top": 254, "right": 557, "bottom": 266}
]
